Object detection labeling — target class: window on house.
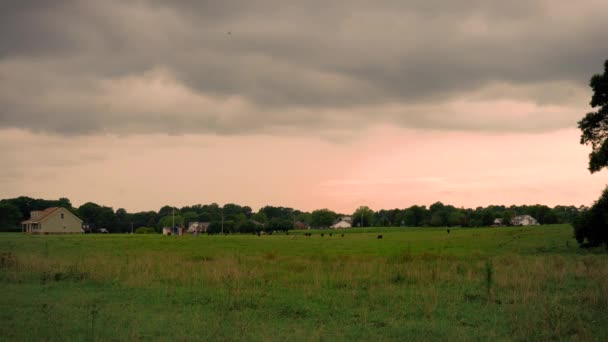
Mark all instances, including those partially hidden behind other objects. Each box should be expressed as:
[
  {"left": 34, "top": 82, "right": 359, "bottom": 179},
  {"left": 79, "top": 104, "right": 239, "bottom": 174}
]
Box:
[{"left": 61, "top": 213, "right": 64, "bottom": 219}]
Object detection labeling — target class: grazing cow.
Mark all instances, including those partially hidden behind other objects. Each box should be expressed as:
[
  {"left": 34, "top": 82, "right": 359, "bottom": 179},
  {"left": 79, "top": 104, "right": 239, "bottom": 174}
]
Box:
[
  {"left": 447, "top": 229, "right": 450, "bottom": 234},
  {"left": 377, "top": 234, "right": 383, "bottom": 239},
  {"left": 321, "top": 233, "right": 324, "bottom": 237},
  {"left": 329, "top": 233, "right": 333, "bottom": 237},
  {"left": 341, "top": 234, "right": 344, "bottom": 237}
]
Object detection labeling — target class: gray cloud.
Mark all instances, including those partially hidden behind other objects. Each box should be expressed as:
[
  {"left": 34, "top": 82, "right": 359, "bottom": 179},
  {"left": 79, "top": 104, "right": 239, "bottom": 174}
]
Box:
[{"left": 1, "top": 0, "right": 607, "bottom": 136}]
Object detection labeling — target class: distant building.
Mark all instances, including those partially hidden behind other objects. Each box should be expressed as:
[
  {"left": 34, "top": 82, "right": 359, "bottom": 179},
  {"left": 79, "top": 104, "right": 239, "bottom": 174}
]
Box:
[
  {"left": 492, "top": 218, "right": 504, "bottom": 226},
  {"left": 331, "top": 216, "right": 352, "bottom": 229},
  {"left": 21, "top": 207, "right": 83, "bottom": 234},
  {"left": 511, "top": 215, "right": 540, "bottom": 226},
  {"left": 187, "top": 222, "right": 210, "bottom": 233}
]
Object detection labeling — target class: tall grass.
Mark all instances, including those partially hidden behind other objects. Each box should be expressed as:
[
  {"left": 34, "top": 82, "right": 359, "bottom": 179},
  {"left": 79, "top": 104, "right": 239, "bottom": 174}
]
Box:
[{"left": 1, "top": 225, "right": 607, "bottom": 341}]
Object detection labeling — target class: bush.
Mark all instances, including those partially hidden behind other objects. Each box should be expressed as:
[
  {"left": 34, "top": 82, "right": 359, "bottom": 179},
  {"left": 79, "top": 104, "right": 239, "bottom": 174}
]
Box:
[
  {"left": 207, "top": 221, "right": 235, "bottom": 234},
  {"left": 267, "top": 218, "right": 292, "bottom": 232},
  {"left": 238, "top": 220, "right": 261, "bottom": 234},
  {"left": 574, "top": 186, "right": 608, "bottom": 247},
  {"left": 134, "top": 227, "right": 156, "bottom": 234}
]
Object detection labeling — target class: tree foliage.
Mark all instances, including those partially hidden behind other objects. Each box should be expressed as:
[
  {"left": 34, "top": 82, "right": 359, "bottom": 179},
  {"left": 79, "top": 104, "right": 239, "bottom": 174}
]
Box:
[
  {"left": 0, "top": 203, "right": 23, "bottom": 232},
  {"left": 575, "top": 60, "right": 608, "bottom": 248},
  {"left": 352, "top": 206, "right": 375, "bottom": 227},
  {"left": 0, "top": 195, "right": 584, "bottom": 233},
  {"left": 579, "top": 60, "right": 608, "bottom": 173},
  {"left": 574, "top": 186, "right": 608, "bottom": 247},
  {"left": 310, "top": 209, "right": 337, "bottom": 228}
]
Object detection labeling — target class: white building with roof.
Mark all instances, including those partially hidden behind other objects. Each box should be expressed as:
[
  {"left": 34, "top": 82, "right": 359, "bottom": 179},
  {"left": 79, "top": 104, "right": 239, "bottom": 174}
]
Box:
[{"left": 21, "top": 207, "right": 83, "bottom": 234}]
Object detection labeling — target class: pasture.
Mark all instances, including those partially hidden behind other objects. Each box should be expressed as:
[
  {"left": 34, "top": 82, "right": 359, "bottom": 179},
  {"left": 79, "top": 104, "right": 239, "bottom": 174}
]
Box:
[{"left": 1, "top": 225, "right": 607, "bottom": 341}]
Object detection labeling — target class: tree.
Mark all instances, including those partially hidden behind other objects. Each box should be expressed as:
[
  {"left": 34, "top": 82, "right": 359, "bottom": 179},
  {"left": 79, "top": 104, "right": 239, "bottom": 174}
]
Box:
[
  {"left": 447, "top": 210, "right": 465, "bottom": 227},
  {"left": 352, "top": 206, "right": 374, "bottom": 227},
  {"left": 0, "top": 203, "right": 23, "bottom": 232},
  {"left": 251, "top": 212, "right": 268, "bottom": 224},
  {"left": 295, "top": 212, "right": 312, "bottom": 226},
  {"left": 310, "top": 209, "right": 337, "bottom": 228},
  {"left": 238, "top": 220, "right": 261, "bottom": 234},
  {"left": 115, "top": 208, "right": 131, "bottom": 233},
  {"left": 157, "top": 215, "right": 184, "bottom": 230},
  {"left": 579, "top": 60, "right": 608, "bottom": 173},
  {"left": 222, "top": 203, "right": 245, "bottom": 221},
  {"left": 267, "top": 218, "right": 292, "bottom": 232},
  {"left": 574, "top": 186, "right": 608, "bottom": 247},
  {"left": 403, "top": 205, "right": 427, "bottom": 227},
  {"left": 502, "top": 211, "right": 515, "bottom": 226},
  {"left": 552, "top": 205, "right": 580, "bottom": 224},
  {"left": 575, "top": 60, "right": 608, "bottom": 247},
  {"left": 182, "top": 211, "right": 199, "bottom": 227}
]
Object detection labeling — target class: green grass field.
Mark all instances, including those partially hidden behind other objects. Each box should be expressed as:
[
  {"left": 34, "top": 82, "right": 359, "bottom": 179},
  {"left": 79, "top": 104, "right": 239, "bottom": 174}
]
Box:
[{"left": 1, "top": 225, "right": 607, "bottom": 341}]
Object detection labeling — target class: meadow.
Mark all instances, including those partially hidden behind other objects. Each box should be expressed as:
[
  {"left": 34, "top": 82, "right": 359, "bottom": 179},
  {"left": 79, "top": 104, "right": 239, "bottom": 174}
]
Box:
[{"left": 1, "top": 224, "right": 607, "bottom": 341}]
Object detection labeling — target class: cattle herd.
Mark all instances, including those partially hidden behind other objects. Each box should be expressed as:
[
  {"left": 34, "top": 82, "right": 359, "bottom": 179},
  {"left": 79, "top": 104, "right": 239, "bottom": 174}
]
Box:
[{"left": 299, "top": 232, "right": 378, "bottom": 239}]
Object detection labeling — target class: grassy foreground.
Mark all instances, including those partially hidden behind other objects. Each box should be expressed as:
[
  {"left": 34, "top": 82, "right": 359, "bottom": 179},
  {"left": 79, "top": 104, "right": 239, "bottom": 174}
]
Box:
[{"left": 1, "top": 225, "right": 607, "bottom": 341}]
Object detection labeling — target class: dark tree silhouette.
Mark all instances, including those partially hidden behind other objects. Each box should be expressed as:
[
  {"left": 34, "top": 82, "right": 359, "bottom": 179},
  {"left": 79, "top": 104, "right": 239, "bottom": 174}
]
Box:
[
  {"left": 579, "top": 60, "right": 608, "bottom": 173},
  {"left": 576, "top": 59, "right": 608, "bottom": 247}
]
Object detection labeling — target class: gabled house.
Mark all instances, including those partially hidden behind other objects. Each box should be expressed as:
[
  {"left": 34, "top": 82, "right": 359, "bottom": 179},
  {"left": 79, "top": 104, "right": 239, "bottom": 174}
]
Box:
[
  {"left": 511, "top": 215, "right": 540, "bottom": 226},
  {"left": 21, "top": 207, "right": 83, "bottom": 234},
  {"left": 331, "top": 216, "right": 352, "bottom": 229}
]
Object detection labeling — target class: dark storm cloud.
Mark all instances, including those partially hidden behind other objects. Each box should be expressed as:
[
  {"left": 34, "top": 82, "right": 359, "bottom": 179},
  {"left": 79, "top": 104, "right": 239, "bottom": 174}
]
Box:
[{"left": 0, "top": 0, "right": 607, "bottom": 135}]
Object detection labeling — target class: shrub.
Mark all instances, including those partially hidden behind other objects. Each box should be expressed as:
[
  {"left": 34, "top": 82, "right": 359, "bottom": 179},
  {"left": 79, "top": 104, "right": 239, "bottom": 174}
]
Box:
[{"left": 573, "top": 186, "right": 608, "bottom": 247}]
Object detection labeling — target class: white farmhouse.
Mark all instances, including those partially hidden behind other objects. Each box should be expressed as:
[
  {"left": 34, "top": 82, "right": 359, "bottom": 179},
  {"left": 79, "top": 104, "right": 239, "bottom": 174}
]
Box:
[
  {"left": 187, "top": 222, "right": 210, "bottom": 233},
  {"left": 331, "top": 216, "right": 352, "bottom": 229},
  {"left": 511, "top": 215, "right": 540, "bottom": 226}
]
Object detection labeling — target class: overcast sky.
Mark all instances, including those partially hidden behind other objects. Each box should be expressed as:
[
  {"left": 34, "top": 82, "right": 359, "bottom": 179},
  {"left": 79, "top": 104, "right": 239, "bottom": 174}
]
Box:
[{"left": 1, "top": 0, "right": 607, "bottom": 213}]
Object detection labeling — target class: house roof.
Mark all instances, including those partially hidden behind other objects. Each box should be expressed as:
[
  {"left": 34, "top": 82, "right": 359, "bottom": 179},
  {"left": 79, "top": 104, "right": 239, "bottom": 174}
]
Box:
[
  {"left": 21, "top": 207, "right": 83, "bottom": 224},
  {"left": 332, "top": 216, "right": 352, "bottom": 225},
  {"left": 511, "top": 215, "right": 539, "bottom": 224},
  {"left": 21, "top": 207, "right": 60, "bottom": 224},
  {"left": 332, "top": 220, "right": 352, "bottom": 227}
]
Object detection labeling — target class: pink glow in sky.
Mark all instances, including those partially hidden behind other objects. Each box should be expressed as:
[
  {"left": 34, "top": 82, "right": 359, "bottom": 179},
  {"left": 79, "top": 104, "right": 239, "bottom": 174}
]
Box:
[{"left": 1, "top": 127, "right": 605, "bottom": 213}]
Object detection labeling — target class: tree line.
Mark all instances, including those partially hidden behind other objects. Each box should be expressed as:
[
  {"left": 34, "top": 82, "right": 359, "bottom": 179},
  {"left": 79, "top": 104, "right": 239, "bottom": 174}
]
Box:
[{"left": 0, "top": 195, "right": 583, "bottom": 233}]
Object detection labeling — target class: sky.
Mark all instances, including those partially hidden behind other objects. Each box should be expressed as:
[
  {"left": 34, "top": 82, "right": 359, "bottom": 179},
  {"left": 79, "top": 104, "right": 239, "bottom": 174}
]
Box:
[{"left": 1, "top": 0, "right": 608, "bottom": 213}]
